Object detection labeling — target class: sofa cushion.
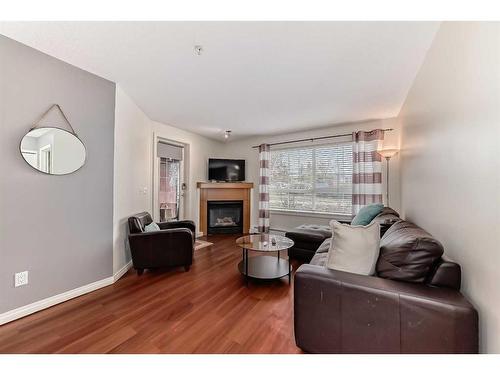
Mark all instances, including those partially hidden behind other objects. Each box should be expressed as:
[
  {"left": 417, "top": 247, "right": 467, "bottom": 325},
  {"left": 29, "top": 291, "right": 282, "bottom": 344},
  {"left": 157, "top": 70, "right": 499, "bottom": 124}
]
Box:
[
  {"left": 371, "top": 208, "right": 401, "bottom": 237},
  {"left": 373, "top": 207, "right": 401, "bottom": 223},
  {"left": 376, "top": 220, "right": 444, "bottom": 283},
  {"left": 316, "top": 238, "right": 331, "bottom": 254},
  {"left": 372, "top": 207, "right": 400, "bottom": 224},
  {"left": 310, "top": 252, "right": 329, "bottom": 267},
  {"left": 326, "top": 220, "right": 380, "bottom": 276}
]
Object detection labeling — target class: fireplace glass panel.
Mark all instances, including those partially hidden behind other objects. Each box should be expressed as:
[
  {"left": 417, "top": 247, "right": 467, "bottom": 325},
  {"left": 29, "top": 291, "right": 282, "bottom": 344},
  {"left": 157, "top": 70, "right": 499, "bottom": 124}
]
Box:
[{"left": 207, "top": 201, "right": 243, "bottom": 234}]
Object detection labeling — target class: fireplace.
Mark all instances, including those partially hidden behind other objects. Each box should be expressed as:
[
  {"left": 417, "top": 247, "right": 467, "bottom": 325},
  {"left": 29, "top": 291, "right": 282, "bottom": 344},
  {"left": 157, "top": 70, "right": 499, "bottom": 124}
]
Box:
[
  {"left": 207, "top": 200, "right": 243, "bottom": 234},
  {"left": 197, "top": 182, "right": 253, "bottom": 235}
]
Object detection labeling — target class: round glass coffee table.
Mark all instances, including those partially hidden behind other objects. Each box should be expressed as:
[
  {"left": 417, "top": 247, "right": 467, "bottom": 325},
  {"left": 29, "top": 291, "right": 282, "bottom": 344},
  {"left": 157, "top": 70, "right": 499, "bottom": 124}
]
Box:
[{"left": 235, "top": 234, "right": 294, "bottom": 286}]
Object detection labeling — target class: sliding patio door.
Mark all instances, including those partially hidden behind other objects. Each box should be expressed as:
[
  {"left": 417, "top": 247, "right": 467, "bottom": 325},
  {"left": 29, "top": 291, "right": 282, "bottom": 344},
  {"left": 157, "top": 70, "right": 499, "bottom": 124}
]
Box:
[
  {"left": 159, "top": 157, "right": 181, "bottom": 221},
  {"left": 156, "top": 140, "right": 185, "bottom": 222}
]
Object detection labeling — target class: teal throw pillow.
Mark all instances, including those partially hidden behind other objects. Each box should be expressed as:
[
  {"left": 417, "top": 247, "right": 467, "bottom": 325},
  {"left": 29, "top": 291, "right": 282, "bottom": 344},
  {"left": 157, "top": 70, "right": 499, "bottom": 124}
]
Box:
[{"left": 351, "top": 204, "right": 384, "bottom": 226}]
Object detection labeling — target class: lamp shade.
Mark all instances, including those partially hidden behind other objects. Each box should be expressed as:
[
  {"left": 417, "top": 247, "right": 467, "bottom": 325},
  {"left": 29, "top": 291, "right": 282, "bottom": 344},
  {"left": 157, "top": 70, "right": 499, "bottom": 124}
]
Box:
[{"left": 378, "top": 148, "right": 399, "bottom": 159}]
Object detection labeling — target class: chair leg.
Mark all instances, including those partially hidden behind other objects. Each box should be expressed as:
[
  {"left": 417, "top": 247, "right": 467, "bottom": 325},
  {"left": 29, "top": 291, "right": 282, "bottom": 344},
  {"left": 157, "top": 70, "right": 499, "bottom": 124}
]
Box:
[
  {"left": 136, "top": 268, "right": 144, "bottom": 276},
  {"left": 184, "top": 265, "right": 190, "bottom": 272}
]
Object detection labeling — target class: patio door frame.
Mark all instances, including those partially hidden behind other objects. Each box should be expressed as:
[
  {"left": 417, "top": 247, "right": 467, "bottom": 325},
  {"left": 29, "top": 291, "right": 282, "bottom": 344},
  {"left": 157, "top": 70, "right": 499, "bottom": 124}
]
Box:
[{"left": 152, "top": 134, "right": 187, "bottom": 222}]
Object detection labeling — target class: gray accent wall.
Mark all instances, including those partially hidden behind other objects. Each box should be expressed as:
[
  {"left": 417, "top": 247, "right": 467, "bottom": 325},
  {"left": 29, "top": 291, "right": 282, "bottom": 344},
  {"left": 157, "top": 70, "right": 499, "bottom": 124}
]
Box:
[{"left": 0, "top": 35, "right": 116, "bottom": 313}]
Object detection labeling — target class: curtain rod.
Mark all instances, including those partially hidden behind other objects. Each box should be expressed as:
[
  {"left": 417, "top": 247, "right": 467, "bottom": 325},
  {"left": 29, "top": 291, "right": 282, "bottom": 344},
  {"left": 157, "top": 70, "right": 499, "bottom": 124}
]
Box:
[{"left": 251, "top": 128, "right": 393, "bottom": 149}]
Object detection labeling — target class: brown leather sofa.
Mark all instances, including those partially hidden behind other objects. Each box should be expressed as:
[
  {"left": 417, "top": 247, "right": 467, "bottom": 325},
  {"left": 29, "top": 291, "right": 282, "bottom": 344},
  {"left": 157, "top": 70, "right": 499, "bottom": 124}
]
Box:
[
  {"left": 294, "top": 216, "right": 478, "bottom": 354},
  {"left": 128, "top": 212, "right": 195, "bottom": 275}
]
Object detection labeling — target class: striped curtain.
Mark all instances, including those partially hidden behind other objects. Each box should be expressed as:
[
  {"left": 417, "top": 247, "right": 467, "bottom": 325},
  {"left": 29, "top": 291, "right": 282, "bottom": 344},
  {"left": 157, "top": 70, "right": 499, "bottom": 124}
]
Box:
[
  {"left": 258, "top": 144, "right": 271, "bottom": 233},
  {"left": 352, "top": 129, "right": 384, "bottom": 215}
]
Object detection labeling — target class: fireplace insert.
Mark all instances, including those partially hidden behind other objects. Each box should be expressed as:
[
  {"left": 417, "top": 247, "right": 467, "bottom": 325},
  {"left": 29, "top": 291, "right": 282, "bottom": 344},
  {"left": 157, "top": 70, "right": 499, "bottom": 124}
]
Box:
[{"left": 207, "top": 200, "right": 243, "bottom": 234}]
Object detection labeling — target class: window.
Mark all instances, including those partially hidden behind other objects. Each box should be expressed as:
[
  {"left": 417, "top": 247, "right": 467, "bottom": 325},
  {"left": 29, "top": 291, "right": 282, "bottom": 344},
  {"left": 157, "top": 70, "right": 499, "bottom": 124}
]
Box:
[{"left": 269, "top": 142, "right": 353, "bottom": 215}]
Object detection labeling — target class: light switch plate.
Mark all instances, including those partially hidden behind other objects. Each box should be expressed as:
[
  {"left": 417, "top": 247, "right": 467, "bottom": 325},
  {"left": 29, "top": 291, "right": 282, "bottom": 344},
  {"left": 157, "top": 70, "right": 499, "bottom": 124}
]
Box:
[{"left": 14, "top": 271, "right": 28, "bottom": 287}]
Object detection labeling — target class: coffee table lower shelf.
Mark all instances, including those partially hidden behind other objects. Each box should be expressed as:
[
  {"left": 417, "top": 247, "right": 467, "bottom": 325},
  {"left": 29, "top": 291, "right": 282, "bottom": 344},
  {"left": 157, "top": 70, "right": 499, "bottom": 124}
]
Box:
[{"left": 238, "top": 255, "right": 290, "bottom": 281}]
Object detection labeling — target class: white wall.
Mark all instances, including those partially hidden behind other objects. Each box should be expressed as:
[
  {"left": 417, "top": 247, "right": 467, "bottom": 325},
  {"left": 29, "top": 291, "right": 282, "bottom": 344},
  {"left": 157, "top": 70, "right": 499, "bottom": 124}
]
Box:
[
  {"left": 220, "top": 118, "right": 401, "bottom": 232},
  {"left": 113, "top": 86, "right": 223, "bottom": 272},
  {"left": 398, "top": 22, "right": 500, "bottom": 353},
  {"left": 113, "top": 86, "right": 152, "bottom": 273}
]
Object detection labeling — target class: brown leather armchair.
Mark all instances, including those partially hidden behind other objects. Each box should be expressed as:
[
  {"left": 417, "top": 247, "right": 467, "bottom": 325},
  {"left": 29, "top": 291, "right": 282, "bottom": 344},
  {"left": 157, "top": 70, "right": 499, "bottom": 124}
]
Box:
[{"left": 128, "top": 212, "right": 195, "bottom": 275}]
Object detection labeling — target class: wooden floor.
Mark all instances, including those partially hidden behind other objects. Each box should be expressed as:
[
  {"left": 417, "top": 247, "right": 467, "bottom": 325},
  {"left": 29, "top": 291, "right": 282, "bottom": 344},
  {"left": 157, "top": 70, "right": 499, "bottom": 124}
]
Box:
[{"left": 0, "top": 235, "right": 303, "bottom": 354}]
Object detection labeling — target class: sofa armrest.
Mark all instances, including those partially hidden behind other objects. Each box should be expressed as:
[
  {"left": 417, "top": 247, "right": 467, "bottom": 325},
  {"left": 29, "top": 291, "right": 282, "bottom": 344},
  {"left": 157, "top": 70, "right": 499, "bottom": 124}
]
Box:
[
  {"left": 128, "top": 228, "right": 194, "bottom": 268},
  {"left": 294, "top": 264, "right": 478, "bottom": 353},
  {"left": 426, "top": 256, "right": 462, "bottom": 290},
  {"left": 157, "top": 220, "right": 196, "bottom": 242},
  {"left": 158, "top": 220, "right": 196, "bottom": 232}
]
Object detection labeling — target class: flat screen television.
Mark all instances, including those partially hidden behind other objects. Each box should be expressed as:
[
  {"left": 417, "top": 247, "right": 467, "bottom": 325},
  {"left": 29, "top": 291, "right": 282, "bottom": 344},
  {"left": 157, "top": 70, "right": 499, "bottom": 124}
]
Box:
[{"left": 208, "top": 158, "right": 245, "bottom": 182}]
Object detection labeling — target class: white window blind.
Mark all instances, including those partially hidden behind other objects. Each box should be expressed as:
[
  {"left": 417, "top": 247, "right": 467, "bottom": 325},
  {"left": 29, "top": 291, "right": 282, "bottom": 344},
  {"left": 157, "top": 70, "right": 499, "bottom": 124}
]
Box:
[{"left": 269, "top": 142, "right": 353, "bottom": 215}]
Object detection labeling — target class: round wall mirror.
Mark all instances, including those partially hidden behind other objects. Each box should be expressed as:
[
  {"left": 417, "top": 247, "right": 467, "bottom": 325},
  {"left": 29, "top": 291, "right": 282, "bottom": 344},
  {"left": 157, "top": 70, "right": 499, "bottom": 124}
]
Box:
[{"left": 20, "top": 127, "right": 86, "bottom": 175}]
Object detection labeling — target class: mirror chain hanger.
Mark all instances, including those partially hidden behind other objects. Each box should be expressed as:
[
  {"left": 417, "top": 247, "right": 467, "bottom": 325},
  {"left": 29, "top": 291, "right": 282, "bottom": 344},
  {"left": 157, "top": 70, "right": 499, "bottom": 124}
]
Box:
[{"left": 32, "top": 104, "right": 77, "bottom": 135}]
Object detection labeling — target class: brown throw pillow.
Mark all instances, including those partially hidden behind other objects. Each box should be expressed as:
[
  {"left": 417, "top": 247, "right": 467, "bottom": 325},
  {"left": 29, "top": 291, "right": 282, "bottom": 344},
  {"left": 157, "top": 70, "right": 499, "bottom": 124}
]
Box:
[{"left": 376, "top": 220, "right": 444, "bottom": 283}]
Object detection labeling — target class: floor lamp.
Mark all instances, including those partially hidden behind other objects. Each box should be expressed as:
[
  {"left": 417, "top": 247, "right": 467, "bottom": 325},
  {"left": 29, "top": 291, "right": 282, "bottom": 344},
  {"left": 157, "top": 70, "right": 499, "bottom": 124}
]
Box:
[{"left": 378, "top": 149, "right": 399, "bottom": 206}]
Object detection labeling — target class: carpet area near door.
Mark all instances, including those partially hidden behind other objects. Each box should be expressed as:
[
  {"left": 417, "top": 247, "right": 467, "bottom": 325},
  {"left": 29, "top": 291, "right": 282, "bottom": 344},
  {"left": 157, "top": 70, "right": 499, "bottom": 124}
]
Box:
[{"left": 194, "top": 239, "right": 213, "bottom": 251}]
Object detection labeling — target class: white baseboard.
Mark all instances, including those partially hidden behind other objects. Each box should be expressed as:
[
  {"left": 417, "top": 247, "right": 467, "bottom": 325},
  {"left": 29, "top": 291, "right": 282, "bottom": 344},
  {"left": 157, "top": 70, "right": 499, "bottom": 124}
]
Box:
[
  {"left": 0, "top": 261, "right": 133, "bottom": 326},
  {"left": 114, "top": 260, "right": 132, "bottom": 282}
]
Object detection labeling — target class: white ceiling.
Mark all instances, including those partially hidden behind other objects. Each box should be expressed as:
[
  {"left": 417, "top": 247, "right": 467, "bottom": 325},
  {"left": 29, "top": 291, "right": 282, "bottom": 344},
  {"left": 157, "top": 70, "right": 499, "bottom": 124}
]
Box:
[{"left": 0, "top": 22, "right": 439, "bottom": 141}]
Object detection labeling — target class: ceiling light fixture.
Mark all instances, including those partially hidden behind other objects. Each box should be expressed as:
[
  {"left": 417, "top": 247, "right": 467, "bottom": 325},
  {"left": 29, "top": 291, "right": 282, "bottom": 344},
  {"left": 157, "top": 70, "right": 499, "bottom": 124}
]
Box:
[{"left": 224, "top": 130, "right": 231, "bottom": 140}]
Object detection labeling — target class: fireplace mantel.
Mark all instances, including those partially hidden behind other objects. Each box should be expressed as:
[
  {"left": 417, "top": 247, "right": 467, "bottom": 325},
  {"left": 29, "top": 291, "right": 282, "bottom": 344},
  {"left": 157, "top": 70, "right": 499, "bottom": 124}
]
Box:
[
  {"left": 196, "top": 182, "right": 254, "bottom": 189},
  {"left": 197, "top": 182, "right": 254, "bottom": 235}
]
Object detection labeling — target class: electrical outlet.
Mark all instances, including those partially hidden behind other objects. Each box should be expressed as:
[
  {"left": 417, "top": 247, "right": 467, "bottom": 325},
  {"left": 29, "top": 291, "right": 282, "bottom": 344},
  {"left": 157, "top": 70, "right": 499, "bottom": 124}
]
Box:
[{"left": 14, "top": 271, "right": 28, "bottom": 287}]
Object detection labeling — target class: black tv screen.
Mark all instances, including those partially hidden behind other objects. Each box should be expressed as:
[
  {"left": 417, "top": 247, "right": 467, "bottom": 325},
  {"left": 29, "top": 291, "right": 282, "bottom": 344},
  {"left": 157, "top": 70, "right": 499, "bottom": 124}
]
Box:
[{"left": 208, "top": 158, "right": 245, "bottom": 182}]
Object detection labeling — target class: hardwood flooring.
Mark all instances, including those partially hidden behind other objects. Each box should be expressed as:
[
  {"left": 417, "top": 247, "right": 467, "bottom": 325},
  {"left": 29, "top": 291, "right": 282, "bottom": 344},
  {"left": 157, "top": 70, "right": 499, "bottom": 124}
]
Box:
[{"left": 0, "top": 235, "right": 303, "bottom": 354}]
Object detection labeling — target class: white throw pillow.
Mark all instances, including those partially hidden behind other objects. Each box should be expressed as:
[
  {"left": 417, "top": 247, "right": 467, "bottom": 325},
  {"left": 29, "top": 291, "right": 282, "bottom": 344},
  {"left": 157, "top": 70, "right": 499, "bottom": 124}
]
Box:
[
  {"left": 326, "top": 220, "right": 380, "bottom": 276},
  {"left": 144, "top": 222, "right": 161, "bottom": 232}
]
